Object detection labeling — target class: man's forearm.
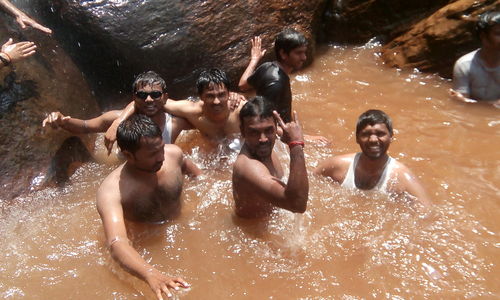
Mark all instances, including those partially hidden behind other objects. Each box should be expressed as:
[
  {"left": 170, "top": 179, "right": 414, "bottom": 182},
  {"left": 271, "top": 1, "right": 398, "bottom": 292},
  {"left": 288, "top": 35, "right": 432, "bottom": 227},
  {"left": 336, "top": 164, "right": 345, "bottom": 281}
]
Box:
[
  {"left": 238, "top": 59, "right": 259, "bottom": 91},
  {"left": 284, "top": 145, "right": 309, "bottom": 213},
  {"left": 110, "top": 241, "right": 156, "bottom": 281},
  {"left": 0, "top": 0, "right": 24, "bottom": 17}
]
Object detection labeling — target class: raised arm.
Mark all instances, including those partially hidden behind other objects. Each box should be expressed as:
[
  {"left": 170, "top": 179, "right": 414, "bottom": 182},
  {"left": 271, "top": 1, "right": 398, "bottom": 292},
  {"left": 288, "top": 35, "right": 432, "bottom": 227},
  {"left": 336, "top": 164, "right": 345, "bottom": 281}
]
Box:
[
  {"left": 163, "top": 99, "right": 199, "bottom": 118},
  {"left": 42, "top": 110, "right": 120, "bottom": 134},
  {"left": 0, "top": 0, "right": 52, "bottom": 34},
  {"left": 104, "top": 102, "right": 136, "bottom": 153},
  {"left": 96, "top": 184, "right": 189, "bottom": 299},
  {"left": 238, "top": 36, "right": 266, "bottom": 91}
]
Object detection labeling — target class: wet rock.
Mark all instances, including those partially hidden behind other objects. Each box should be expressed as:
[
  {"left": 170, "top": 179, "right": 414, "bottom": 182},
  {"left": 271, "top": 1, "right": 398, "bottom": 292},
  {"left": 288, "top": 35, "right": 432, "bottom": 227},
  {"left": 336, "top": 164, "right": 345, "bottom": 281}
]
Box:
[
  {"left": 380, "top": 0, "right": 500, "bottom": 78},
  {"left": 321, "top": 0, "right": 452, "bottom": 44},
  {"left": 43, "top": 0, "right": 327, "bottom": 101},
  {"left": 0, "top": 3, "right": 99, "bottom": 200}
]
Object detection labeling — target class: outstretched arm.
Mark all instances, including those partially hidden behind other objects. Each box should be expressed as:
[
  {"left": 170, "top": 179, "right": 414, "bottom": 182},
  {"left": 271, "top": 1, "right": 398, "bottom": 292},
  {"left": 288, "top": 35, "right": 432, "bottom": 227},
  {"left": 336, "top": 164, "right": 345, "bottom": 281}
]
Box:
[
  {"left": 96, "top": 186, "right": 189, "bottom": 299},
  {"left": 42, "top": 110, "right": 120, "bottom": 134},
  {"left": 0, "top": 0, "right": 52, "bottom": 34},
  {"left": 182, "top": 157, "right": 201, "bottom": 177},
  {"left": 238, "top": 36, "right": 266, "bottom": 91}
]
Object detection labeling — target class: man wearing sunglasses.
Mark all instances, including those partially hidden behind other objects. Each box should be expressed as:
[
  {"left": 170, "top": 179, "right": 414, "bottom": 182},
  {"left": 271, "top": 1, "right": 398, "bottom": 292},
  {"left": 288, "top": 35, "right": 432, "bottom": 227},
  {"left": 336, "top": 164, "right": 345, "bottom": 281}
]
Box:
[
  {"left": 43, "top": 71, "right": 191, "bottom": 147},
  {"left": 105, "top": 68, "right": 246, "bottom": 152}
]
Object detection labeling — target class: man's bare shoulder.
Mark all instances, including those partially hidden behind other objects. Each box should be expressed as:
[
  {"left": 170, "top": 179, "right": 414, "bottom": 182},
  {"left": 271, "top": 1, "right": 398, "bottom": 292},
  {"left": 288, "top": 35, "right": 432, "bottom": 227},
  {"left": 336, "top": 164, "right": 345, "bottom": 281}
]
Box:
[
  {"left": 163, "top": 144, "right": 183, "bottom": 160},
  {"left": 234, "top": 152, "right": 270, "bottom": 179},
  {"left": 315, "top": 153, "right": 355, "bottom": 175},
  {"left": 96, "top": 164, "right": 125, "bottom": 207}
]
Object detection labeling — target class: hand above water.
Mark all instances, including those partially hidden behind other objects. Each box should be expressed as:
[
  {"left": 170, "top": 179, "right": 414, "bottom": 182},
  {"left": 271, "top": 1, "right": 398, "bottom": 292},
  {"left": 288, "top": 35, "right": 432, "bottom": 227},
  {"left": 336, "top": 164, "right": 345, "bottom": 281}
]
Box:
[
  {"left": 145, "top": 269, "right": 190, "bottom": 300},
  {"left": 449, "top": 89, "right": 477, "bottom": 103},
  {"left": 1, "top": 38, "right": 36, "bottom": 63},
  {"left": 42, "top": 111, "right": 70, "bottom": 129},
  {"left": 250, "top": 36, "right": 266, "bottom": 63},
  {"left": 15, "top": 13, "right": 52, "bottom": 34},
  {"left": 104, "top": 119, "right": 121, "bottom": 155},
  {"left": 228, "top": 92, "right": 246, "bottom": 111},
  {"left": 274, "top": 110, "right": 303, "bottom": 145}
]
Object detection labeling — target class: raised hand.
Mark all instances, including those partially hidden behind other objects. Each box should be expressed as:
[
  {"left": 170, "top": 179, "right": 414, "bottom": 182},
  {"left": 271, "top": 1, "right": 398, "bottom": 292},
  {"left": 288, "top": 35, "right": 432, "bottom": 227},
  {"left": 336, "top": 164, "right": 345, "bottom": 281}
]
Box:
[
  {"left": 228, "top": 92, "right": 246, "bottom": 111},
  {"left": 145, "top": 269, "right": 190, "bottom": 300},
  {"left": 273, "top": 110, "right": 303, "bottom": 145},
  {"left": 42, "top": 111, "right": 70, "bottom": 129},
  {"left": 104, "top": 119, "right": 120, "bottom": 155},
  {"left": 250, "top": 36, "right": 266, "bottom": 62},
  {"left": 1, "top": 38, "right": 36, "bottom": 63},
  {"left": 15, "top": 14, "right": 52, "bottom": 34}
]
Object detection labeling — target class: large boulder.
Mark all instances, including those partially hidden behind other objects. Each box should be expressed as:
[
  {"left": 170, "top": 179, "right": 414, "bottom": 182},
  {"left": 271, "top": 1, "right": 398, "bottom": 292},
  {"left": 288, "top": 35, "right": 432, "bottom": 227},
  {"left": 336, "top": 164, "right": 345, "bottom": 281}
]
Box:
[
  {"left": 0, "top": 1, "right": 99, "bottom": 200},
  {"left": 321, "top": 0, "right": 453, "bottom": 43},
  {"left": 42, "top": 0, "right": 327, "bottom": 103},
  {"left": 381, "top": 0, "right": 500, "bottom": 78}
]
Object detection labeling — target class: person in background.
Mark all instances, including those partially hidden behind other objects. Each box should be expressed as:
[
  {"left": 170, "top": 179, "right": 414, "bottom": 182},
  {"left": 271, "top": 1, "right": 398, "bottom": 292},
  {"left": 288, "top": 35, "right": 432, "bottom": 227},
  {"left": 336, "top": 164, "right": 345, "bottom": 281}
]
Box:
[
  {"left": 0, "top": 38, "right": 36, "bottom": 69},
  {"left": 449, "top": 10, "right": 500, "bottom": 106},
  {"left": 315, "top": 109, "right": 431, "bottom": 208},
  {"left": 97, "top": 114, "right": 199, "bottom": 300}
]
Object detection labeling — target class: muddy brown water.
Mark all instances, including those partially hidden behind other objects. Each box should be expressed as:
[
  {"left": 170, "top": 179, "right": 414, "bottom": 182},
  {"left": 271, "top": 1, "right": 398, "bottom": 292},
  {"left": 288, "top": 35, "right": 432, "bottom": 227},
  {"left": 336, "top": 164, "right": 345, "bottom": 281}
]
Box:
[{"left": 0, "top": 44, "right": 499, "bottom": 299}]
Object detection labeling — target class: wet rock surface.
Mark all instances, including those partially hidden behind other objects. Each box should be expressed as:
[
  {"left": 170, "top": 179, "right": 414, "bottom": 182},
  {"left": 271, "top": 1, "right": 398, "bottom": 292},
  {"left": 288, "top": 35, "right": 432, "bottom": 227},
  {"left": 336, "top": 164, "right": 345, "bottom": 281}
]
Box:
[
  {"left": 380, "top": 0, "right": 500, "bottom": 77},
  {"left": 0, "top": 2, "right": 99, "bottom": 200},
  {"left": 44, "top": 0, "right": 327, "bottom": 101}
]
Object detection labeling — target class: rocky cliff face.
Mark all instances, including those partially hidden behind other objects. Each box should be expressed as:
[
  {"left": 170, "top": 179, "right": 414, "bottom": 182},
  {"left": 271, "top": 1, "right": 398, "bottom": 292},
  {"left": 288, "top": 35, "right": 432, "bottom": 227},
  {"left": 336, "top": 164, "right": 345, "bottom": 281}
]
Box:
[
  {"left": 381, "top": 0, "right": 499, "bottom": 78},
  {"left": 0, "top": 1, "right": 99, "bottom": 200},
  {"left": 43, "top": 0, "right": 327, "bottom": 101}
]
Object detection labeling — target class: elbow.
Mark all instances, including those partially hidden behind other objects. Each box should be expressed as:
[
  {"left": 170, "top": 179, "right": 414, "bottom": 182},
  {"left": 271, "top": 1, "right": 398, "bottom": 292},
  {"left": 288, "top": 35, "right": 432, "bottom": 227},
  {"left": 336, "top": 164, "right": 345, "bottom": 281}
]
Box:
[{"left": 290, "top": 195, "right": 308, "bottom": 213}]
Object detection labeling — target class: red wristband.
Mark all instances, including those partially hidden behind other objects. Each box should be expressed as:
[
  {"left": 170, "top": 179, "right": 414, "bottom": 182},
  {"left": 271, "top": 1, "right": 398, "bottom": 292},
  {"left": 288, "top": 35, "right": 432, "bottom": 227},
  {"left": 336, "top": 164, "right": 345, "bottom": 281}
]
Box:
[{"left": 288, "top": 140, "right": 305, "bottom": 148}]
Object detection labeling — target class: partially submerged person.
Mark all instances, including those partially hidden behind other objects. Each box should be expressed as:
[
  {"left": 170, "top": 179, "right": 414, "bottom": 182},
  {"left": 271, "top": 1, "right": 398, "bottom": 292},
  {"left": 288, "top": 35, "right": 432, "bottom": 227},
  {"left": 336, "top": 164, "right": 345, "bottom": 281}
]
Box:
[
  {"left": 96, "top": 114, "right": 200, "bottom": 300},
  {"left": 0, "top": 38, "right": 37, "bottom": 69},
  {"left": 232, "top": 96, "right": 309, "bottom": 218},
  {"left": 315, "top": 109, "right": 431, "bottom": 207},
  {"left": 449, "top": 10, "right": 500, "bottom": 106},
  {"left": 43, "top": 71, "right": 190, "bottom": 146},
  {"left": 105, "top": 68, "right": 246, "bottom": 150},
  {"left": 238, "top": 28, "right": 307, "bottom": 123}
]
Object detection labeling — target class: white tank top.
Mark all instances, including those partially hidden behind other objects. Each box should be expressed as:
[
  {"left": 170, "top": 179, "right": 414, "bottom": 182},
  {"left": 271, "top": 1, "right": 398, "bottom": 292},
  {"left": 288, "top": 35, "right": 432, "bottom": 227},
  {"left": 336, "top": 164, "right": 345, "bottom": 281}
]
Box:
[{"left": 341, "top": 153, "right": 395, "bottom": 191}]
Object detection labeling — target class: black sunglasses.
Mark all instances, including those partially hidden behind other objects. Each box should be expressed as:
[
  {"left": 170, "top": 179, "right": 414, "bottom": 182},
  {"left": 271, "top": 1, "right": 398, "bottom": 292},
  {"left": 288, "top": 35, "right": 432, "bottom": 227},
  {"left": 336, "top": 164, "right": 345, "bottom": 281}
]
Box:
[{"left": 135, "top": 91, "right": 163, "bottom": 100}]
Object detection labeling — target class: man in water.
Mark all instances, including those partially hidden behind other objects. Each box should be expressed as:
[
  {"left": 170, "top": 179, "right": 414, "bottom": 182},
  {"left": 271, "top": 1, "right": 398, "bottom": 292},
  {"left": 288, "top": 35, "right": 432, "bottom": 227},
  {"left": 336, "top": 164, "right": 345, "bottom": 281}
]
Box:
[
  {"left": 96, "top": 114, "right": 200, "bottom": 300},
  {"left": 238, "top": 28, "right": 307, "bottom": 123},
  {"left": 232, "top": 96, "right": 309, "bottom": 218},
  {"left": 449, "top": 11, "right": 500, "bottom": 105},
  {"left": 105, "top": 68, "right": 246, "bottom": 149},
  {"left": 43, "top": 71, "right": 191, "bottom": 145},
  {"left": 314, "top": 109, "right": 431, "bottom": 207}
]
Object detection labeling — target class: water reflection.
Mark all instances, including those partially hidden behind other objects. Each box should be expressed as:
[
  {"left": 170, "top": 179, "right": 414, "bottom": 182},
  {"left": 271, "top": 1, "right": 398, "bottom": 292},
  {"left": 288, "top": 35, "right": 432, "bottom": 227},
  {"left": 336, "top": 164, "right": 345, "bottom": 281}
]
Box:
[{"left": 0, "top": 44, "right": 499, "bottom": 299}]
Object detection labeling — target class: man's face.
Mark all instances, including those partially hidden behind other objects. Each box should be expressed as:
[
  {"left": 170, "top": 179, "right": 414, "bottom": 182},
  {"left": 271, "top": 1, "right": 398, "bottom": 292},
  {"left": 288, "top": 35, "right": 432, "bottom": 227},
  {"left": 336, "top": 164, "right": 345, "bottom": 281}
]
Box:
[
  {"left": 481, "top": 24, "right": 500, "bottom": 51},
  {"left": 242, "top": 116, "right": 276, "bottom": 160},
  {"left": 134, "top": 83, "right": 166, "bottom": 117},
  {"left": 281, "top": 45, "right": 307, "bottom": 71},
  {"left": 200, "top": 83, "right": 229, "bottom": 117},
  {"left": 128, "top": 136, "right": 165, "bottom": 173},
  {"left": 356, "top": 123, "right": 392, "bottom": 160}
]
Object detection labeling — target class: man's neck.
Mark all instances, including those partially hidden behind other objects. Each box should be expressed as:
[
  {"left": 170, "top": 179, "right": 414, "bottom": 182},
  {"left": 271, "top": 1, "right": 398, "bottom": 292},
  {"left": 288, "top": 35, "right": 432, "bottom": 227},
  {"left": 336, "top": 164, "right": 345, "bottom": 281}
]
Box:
[
  {"left": 203, "top": 108, "right": 230, "bottom": 124},
  {"left": 479, "top": 48, "right": 500, "bottom": 68},
  {"left": 357, "top": 153, "right": 389, "bottom": 174},
  {"left": 123, "top": 162, "right": 157, "bottom": 178},
  {"left": 277, "top": 61, "right": 293, "bottom": 75}
]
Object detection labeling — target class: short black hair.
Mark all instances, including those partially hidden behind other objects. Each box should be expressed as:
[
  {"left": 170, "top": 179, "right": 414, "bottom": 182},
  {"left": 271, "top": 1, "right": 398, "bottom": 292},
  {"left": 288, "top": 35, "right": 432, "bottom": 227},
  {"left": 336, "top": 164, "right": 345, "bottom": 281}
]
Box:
[
  {"left": 476, "top": 11, "right": 500, "bottom": 37},
  {"left": 274, "top": 28, "right": 307, "bottom": 62},
  {"left": 356, "top": 109, "right": 393, "bottom": 137},
  {"left": 132, "top": 71, "right": 167, "bottom": 93},
  {"left": 239, "top": 96, "right": 274, "bottom": 127},
  {"left": 196, "top": 68, "right": 230, "bottom": 95},
  {"left": 117, "top": 114, "right": 162, "bottom": 154}
]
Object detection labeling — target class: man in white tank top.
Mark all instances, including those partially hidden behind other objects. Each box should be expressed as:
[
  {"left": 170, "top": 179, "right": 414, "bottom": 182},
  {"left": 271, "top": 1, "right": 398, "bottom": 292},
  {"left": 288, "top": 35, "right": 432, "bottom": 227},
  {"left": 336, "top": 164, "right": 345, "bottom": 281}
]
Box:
[{"left": 314, "top": 110, "right": 431, "bottom": 207}]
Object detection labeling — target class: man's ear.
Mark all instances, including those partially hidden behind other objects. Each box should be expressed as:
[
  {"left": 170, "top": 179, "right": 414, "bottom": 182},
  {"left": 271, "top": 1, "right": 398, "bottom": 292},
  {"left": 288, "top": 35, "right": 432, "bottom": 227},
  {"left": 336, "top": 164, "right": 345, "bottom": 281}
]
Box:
[
  {"left": 279, "top": 49, "right": 287, "bottom": 62},
  {"left": 122, "top": 150, "right": 134, "bottom": 161}
]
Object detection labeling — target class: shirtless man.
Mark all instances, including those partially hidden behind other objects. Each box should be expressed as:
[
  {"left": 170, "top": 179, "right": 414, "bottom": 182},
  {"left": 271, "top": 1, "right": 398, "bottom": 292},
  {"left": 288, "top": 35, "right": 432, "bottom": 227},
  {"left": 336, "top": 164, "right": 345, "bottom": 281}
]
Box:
[
  {"left": 314, "top": 109, "right": 431, "bottom": 207},
  {"left": 43, "top": 71, "right": 190, "bottom": 146},
  {"left": 232, "top": 96, "right": 308, "bottom": 218},
  {"left": 96, "top": 114, "right": 199, "bottom": 300},
  {"left": 449, "top": 11, "right": 500, "bottom": 105},
  {"left": 105, "top": 68, "right": 246, "bottom": 149},
  {"left": 238, "top": 28, "right": 307, "bottom": 123}
]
